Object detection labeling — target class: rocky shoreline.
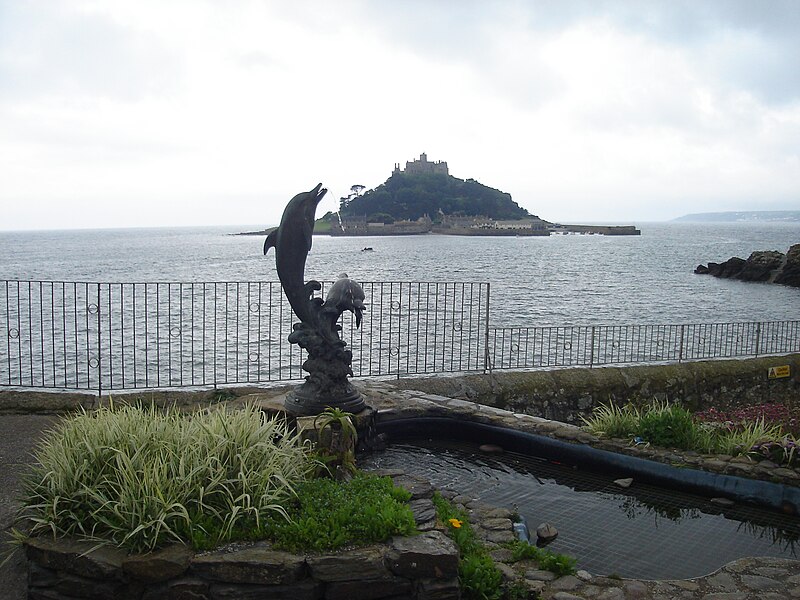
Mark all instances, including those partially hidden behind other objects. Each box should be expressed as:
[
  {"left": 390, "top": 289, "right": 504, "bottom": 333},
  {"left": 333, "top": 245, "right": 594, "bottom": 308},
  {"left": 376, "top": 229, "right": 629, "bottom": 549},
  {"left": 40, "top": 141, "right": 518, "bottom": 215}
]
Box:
[{"left": 695, "top": 243, "right": 800, "bottom": 287}]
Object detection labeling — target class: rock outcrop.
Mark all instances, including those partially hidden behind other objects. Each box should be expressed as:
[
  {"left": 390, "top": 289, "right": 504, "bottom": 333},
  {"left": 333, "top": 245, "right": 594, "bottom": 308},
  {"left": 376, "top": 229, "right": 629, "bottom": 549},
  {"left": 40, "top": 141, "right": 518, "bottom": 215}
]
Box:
[
  {"left": 695, "top": 244, "right": 800, "bottom": 287},
  {"left": 775, "top": 243, "right": 800, "bottom": 287}
]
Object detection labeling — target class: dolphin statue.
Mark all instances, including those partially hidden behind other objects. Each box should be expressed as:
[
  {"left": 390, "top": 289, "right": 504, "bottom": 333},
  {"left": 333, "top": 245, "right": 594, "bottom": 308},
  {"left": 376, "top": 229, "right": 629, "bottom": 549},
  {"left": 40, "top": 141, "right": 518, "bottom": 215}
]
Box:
[
  {"left": 264, "top": 183, "right": 327, "bottom": 325},
  {"left": 322, "top": 272, "right": 366, "bottom": 328}
]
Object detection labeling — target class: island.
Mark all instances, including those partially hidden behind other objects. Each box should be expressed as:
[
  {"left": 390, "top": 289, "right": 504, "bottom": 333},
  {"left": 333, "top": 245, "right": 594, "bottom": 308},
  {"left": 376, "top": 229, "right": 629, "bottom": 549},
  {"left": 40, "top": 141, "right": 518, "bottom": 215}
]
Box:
[{"left": 238, "top": 153, "right": 641, "bottom": 237}]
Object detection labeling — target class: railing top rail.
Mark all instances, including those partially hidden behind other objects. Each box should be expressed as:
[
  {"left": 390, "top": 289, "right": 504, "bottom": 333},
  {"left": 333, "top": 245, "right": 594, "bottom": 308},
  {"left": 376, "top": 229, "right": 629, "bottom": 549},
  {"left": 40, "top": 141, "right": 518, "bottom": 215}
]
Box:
[
  {"left": 1, "top": 279, "right": 492, "bottom": 286},
  {"left": 492, "top": 320, "right": 800, "bottom": 329}
]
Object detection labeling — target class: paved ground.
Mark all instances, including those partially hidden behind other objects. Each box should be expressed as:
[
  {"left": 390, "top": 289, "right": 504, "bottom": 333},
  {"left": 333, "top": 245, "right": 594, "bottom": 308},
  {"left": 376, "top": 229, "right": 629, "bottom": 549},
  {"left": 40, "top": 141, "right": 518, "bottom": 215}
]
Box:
[{"left": 0, "top": 415, "right": 58, "bottom": 600}]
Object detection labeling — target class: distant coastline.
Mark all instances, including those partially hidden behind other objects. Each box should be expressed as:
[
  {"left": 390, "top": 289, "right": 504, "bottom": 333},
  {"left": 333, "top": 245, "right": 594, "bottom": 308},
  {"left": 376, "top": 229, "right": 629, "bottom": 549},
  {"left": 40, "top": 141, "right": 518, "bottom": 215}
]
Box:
[
  {"left": 235, "top": 223, "right": 641, "bottom": 237},
  {"left": 673, "top": 210, "right": 800, "bottom": 223}
]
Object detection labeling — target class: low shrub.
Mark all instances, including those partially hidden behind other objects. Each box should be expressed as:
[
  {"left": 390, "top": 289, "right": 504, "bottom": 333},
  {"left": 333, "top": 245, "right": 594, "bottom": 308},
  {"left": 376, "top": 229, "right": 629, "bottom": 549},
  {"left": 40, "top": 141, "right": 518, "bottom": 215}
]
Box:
[
  {"left": 710, "top": 418, "right": 784, "bottom": 456},
  {"left": 749, "top": 438, "right": 799, "bottom": 467},
  {"left": 637, "top": 401, "right": 696, "bottom": 450},
  {"left": 261, "top": 474, "right": 416, "bottom": 552},
  {"left": 19, "top": 402, "right": 312, "bottom": 553},
  {"left": 696, "top": 403, "right": 800, "bottom": 437}
]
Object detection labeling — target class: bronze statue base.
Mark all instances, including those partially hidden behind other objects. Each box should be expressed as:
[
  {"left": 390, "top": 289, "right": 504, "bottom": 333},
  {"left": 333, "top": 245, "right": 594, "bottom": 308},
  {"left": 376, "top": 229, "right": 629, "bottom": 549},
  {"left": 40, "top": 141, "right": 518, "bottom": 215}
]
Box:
[{"left": 284, "top": 383, "right": 366, "bottom": 416}]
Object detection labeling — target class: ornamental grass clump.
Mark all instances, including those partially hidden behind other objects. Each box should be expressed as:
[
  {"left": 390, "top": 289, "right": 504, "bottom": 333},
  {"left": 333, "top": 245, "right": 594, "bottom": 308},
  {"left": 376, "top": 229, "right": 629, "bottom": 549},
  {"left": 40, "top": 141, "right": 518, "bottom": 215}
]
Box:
[
  {"left": 580, "top": 402, "right": 640, "bottom": 439},
  {"left": 19, "top": 402, "right": 312, "bottom": 553},
  {"left": 583, "top": 400, "right": 793, "bottom": 461}
]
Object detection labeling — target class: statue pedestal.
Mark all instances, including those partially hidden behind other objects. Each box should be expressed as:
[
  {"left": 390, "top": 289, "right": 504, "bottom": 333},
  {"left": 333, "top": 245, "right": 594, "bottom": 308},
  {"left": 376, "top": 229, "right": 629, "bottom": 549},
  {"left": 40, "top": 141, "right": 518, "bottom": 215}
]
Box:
[{"left": 283, "top": 382, "right": 366, "bottom": 416}]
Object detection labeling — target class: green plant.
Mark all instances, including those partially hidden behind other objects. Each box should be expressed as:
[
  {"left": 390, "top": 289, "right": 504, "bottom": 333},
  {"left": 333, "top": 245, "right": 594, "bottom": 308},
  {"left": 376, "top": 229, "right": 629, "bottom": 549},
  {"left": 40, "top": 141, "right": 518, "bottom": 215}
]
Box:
[
  {"left": 314, "top": 407, "right": 358, "bottom": 477},
  {"left": 505, "top": 540, "right": 577, "bottom": 577},
  {"left": 503, "top": 580, "right": 532, "bottom": 600},
  {"left": 584, "top": 400, "right": 788, "bottom": 459},
  {"left": 637, "top": 401, "right": 696, "bottom": 449},
  {"left": 749, "top": 436, "right": 800, "bottom": 467},
  {"left": 713, "top": 418, "right": 784, "bottom": 456},
  {"left": 459, "top": 553, "right": 503, "bottom": 600},
  {"left": 432, "top": 493, "right": 503, "bottom": 600},
  {"left": 18, "top": 402, "right": 312, "bottom": 553},
  {"left": 261, "top": 474, "right": 416, "bottom": 552},
  {"left": 581, "top": 402, "right": 640, "bottom": 438}
]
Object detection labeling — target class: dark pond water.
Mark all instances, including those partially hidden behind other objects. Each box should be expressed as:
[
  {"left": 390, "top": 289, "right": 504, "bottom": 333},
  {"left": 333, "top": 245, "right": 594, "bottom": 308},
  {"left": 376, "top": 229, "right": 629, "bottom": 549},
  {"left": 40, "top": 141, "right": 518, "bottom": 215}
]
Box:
[{"left": 360, "top": 438, "right": 800, "bottom": 580}]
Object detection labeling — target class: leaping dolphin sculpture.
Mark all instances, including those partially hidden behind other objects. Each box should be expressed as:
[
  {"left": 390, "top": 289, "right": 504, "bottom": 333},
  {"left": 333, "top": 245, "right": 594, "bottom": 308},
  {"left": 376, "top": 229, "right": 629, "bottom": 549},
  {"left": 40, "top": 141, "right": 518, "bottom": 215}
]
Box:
[
  {"left": 264, "top": 184, "right": 366, "bottom": 415},
  {"left": 263, "top": 183, "right": 327, "bottom": 325}
]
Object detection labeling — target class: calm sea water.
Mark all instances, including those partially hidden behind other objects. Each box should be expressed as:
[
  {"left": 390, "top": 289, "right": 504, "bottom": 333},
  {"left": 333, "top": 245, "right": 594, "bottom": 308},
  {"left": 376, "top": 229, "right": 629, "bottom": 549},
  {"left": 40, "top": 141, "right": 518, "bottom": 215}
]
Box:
[{"left": 0, "top": 222, "right": 797, "bottom": 327}]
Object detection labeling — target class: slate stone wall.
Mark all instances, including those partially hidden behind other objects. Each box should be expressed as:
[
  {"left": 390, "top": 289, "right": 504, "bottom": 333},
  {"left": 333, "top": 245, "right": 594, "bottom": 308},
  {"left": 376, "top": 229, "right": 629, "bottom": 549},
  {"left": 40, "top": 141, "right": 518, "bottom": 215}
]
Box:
[{"left": 25, "top": 531, "right": 459, "bottom": 600}]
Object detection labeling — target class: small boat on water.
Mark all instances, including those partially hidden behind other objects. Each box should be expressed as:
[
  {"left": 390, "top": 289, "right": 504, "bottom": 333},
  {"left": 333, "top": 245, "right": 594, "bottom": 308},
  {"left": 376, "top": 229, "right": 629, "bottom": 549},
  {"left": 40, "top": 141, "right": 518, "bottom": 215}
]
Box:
[{"left": 362, "top": 247, "right": 374, "bottom": 252}]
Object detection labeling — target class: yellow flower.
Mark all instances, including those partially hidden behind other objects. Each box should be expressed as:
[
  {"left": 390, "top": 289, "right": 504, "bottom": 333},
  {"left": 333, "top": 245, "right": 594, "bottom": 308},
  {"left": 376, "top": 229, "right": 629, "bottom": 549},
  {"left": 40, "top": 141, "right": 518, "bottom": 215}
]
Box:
[{"left": 448, "top": 518, "right": 463, "bottom": 528}]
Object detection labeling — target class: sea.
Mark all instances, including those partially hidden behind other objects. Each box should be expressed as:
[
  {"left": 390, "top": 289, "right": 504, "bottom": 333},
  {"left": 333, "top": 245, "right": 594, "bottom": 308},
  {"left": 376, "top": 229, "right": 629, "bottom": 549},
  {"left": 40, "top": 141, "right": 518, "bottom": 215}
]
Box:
[{"left": 0, "top": 222, "right": 797, "bottom": 328}]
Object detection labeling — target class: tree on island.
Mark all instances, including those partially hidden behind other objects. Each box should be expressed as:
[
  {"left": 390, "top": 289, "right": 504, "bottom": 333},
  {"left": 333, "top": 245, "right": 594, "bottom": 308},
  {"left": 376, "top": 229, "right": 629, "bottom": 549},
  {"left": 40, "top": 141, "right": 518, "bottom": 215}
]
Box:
[
  {"left": 339, "top": 172, "right": 530, "bottom": 222},
  {"left": 339, "top": 184, "right": 366, "bottom": 212}
]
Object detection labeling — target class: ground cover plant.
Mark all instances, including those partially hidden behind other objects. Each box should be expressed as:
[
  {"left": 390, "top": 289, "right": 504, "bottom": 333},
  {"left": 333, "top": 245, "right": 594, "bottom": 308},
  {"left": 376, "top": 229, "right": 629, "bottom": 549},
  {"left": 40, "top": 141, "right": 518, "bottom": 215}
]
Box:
[
  {"left": 582, "top": 400, "right": 796, "bottom": 465},
  {"left": 18, "top": 403, "right": 313, "bottom": 552},
  {"left": 432, "top": 492, "right": 504, "bottom": 600},
  {"left": 260, "top": 474, "right": 416, "bottom": 552},
  {"left": 504, "top": 539, "right": 577, "bottom": 577},
  {"left": 696, "top": 403, "right": 800, "bottom": 437},
  {"left": 432, "top": 492, "right": 579, "bottom": 599}
]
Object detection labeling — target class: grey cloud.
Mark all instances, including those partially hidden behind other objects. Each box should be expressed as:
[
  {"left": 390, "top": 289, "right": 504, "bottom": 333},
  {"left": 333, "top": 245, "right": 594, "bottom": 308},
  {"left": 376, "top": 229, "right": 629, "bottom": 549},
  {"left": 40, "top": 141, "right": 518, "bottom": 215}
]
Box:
[
  {"left": 0, "top": 3, "right": 182, "bottom": 102},
  {"left": 352, "top": 0, "right": 800, "bottom": 106}
]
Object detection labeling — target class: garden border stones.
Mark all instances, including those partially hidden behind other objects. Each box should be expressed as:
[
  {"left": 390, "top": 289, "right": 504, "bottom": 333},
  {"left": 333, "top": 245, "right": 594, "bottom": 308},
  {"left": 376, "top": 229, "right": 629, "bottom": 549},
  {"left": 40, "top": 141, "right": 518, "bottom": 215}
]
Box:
[{"left": 26, "top": 532, "right": 459, "bottom": 600}]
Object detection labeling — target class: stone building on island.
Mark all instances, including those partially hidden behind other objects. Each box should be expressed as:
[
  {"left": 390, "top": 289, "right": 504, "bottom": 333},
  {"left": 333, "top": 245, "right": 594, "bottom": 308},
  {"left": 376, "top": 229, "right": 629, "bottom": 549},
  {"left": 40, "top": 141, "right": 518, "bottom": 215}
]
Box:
[{"left": 392, "top": 153, "right": 449, "bottom": 177}]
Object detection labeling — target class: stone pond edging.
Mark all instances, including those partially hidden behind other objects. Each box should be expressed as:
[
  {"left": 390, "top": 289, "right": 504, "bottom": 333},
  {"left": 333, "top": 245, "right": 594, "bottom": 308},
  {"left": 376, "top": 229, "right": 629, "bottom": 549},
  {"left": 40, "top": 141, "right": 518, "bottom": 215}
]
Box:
[{"left": 356, "top": 381, "right": 800, "bottom": 491}]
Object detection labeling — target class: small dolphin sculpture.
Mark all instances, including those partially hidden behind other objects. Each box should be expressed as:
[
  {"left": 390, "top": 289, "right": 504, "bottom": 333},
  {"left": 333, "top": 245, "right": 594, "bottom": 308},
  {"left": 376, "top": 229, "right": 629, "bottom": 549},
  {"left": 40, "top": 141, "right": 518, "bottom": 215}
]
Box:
[
  {"left": 322, "top": 273, "right": 366, "bottom": 328},
  {"left": 263, "top": 183, "right": 327, "bottom": 325}
]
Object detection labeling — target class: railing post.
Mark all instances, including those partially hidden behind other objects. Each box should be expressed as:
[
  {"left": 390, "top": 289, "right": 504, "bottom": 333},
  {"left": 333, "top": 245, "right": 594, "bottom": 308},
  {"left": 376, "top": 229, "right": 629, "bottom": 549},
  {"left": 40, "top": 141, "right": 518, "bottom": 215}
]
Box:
[
  {"left": 678, "top": 324, "right": 685, "bottom": 362},
  {"left": 755, "top": 322, "right": 762, "bottom": 357},
  {"left": 483, "top": 283, "right": 491, "bottom": 373},
  {"left": 97, "top": 282, "right": 102, "bottom": 397},
  {"left": 589, "top": 326, "right": 595, "bottom": 368}
]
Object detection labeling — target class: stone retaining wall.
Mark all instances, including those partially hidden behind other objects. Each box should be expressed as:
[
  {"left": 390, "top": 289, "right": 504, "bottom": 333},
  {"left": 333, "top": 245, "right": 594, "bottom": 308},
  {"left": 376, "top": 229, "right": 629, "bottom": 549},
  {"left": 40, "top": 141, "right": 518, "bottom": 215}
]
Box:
[
  {"left": 25, "top": 530, "right": 459, "bottom": 600},
  {"left": 3, "top": 356, "right": 798, "bottom": 423},
  {"left": 389, "top": 354, "right": 800, "bottom": 425}
]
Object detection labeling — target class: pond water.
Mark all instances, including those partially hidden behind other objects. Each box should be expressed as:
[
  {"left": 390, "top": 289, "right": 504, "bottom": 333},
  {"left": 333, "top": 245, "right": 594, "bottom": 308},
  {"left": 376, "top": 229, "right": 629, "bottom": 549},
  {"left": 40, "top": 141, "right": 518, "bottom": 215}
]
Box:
[{"left": 360, "top": 438, "right": 800, "bottom": 580}]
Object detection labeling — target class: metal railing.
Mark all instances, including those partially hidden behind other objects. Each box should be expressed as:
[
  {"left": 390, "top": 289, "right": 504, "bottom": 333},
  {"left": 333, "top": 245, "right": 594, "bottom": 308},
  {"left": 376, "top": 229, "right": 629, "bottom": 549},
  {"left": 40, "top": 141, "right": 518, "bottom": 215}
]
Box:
[
  {"left": 0, "top": 280, "right": 489, "bottom": 392},
  {"left": 487, "top": 321, "right": 800, "bottom": 370},
  {"left": 1, "top": 279, "right": 797, "bottom": 393}
]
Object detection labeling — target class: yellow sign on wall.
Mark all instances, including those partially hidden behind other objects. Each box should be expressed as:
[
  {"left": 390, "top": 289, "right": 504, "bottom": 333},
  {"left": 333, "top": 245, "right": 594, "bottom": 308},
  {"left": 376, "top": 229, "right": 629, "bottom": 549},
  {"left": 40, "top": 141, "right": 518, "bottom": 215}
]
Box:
[{"left": 768, "top": 365, "right": 791, "bottom": 379}]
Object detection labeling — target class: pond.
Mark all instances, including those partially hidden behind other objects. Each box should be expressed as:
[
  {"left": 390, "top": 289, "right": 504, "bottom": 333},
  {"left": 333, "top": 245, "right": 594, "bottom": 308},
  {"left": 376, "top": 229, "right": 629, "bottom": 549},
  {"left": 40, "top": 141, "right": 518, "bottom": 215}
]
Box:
[{"left": 361, "top": 436, "right": 800, "bottom": 580}]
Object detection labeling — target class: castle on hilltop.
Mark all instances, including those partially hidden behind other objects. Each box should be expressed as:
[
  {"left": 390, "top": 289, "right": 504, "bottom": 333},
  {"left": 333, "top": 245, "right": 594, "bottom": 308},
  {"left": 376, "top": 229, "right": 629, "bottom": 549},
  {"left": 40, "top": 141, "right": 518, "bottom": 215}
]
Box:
[{"left": 392, "top": 152, "right": 449, "bottom": 177}]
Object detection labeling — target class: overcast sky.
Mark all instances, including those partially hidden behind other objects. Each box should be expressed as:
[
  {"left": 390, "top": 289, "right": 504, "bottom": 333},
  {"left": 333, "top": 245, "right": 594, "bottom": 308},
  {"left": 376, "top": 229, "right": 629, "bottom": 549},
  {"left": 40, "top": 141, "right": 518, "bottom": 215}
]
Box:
[{"left": 1, "top": 0, "right": 799, "bottom": 230}]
